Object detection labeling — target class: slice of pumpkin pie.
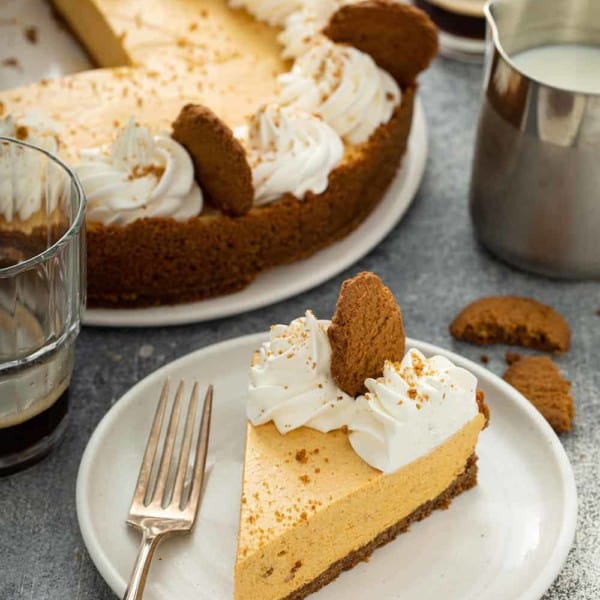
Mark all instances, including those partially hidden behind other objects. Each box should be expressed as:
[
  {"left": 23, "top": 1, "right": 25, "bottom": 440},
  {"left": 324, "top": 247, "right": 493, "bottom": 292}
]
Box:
[{"left": 235, "top": 273, "right": 488, "bottom": 600}]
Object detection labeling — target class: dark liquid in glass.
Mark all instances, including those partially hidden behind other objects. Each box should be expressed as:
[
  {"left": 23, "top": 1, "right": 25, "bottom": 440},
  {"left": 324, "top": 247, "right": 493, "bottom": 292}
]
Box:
[{"left": 0, "top": 388, "right": 69, "bottom": 476}]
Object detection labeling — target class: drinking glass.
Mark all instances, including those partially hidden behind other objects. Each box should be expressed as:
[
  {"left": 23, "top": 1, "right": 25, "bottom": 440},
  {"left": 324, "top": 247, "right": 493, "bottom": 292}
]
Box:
[{"left": 0, "top": 136, "right": 86, "bottom": 475}]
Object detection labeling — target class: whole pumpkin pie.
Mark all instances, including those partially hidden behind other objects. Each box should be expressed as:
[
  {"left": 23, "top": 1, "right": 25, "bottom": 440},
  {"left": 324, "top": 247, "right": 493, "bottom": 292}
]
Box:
[
  {"left": 0, "top": 1, "right": 437, "bottom": 308},
  {"left": 236, "top": 273, "right": 488, "bottom": 599}
]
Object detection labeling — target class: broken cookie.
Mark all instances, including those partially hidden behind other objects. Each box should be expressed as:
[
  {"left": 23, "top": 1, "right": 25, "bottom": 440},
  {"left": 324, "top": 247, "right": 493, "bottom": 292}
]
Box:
[
  {"left": 450, "top": 296, "right": 570, "bottom": 353},
  {"left": 503, "top": 356, "right": 575, "bottom": 433}
]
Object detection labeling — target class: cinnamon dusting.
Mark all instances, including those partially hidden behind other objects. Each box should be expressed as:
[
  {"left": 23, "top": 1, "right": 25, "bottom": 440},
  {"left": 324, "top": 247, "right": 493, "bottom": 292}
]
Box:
[
  {"left": 15, "top": 125, "right": 29, "bottom": 140},
  {"left": 295, "top": 449, "right": 308, "bottom": 464},
  {"left": 130, "top": 164, "right": 164, "bottom": 180}
]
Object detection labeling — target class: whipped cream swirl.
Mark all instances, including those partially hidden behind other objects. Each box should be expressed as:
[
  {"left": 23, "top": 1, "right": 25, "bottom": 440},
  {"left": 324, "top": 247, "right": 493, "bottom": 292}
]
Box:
[
  {"left": 237, "top": 104, "right": 343, "bottom": 205},
  {"left": 278, "top": 0, "right": 338, "bottom": 59},
  {"left": 229, "top": 0, "right": 302, "bottom": 26},
  {"left": 76, "top": 119, "right": 203, "bottom": 226},
  {"left": 248, "top": 310, "right": 355, "bottom": 434},
  {"left": 278, "top": 39, "right": 401, "bottom": 145},
  {"left": 349, "top": 349, "right": 480, "bottom": 474},
  {"left": 278, "top": 0, "right": 361, "bottom": 59},
  {"left": 0, "top": 112, "right": 61, "bottom": 155},
  {"left": 0, "top": 113, "right": 64, "bottom": 222}
]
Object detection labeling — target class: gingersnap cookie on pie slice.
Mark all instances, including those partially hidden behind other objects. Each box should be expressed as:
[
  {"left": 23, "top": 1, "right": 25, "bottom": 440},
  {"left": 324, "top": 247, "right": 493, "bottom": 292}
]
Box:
[
  {"left": 328, "top": 271, "right": 406, "bottom": 396},
  {"left": 323, "top": 0, "right": 438, "bottom": 87},
  {"left": 450, "top": 296, "right": 571, "bottom": 354},
  {"left": 172, "top": 104, "right": 254, "bottom": 217},
  {"left": 503, "top": 356, "right": 575, "bottom": 433}
]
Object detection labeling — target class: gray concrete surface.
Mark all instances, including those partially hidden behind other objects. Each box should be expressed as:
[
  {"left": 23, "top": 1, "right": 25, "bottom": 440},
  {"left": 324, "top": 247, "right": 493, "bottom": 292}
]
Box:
[{"left": 1, "top": 58, "right": 598, "bottom": 599}]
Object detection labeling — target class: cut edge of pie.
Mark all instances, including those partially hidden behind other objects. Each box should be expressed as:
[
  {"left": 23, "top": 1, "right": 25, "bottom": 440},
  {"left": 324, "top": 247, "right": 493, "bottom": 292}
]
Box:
[{"left": 235, "top": 413, "right": 486, "bottom": 600}]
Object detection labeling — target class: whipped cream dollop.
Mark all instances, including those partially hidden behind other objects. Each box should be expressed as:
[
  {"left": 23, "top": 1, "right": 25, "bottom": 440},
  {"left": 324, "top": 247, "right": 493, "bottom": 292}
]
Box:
[
  {"left": 278, "top": 0, "right": 361, "bottom": 59},
  {"left": 0, "top": 113, "right": 64, "bottom": 222},
  {"left": 349, "top": 349, "right": 480, "bottom": 474},
  {"left": 278, "top": 0, "right": 338, "bottom": 59},
  {"left": 248, "top": 310, "right": 355, "bottom": 434},
  {"left": 75, "top": 119, "right": 203, "bottom": 226},
  {"left": 0, "top": 112, "right": 61, "bottom": 154},
  {"left": 237, "top": 104, "right": 343, "bottom": 206},
  {"left": 229, "top": 0, "right": 302, "bottom": 26},
  {"left": 278, "top": 40, "right": 401, "bottom": 145}
]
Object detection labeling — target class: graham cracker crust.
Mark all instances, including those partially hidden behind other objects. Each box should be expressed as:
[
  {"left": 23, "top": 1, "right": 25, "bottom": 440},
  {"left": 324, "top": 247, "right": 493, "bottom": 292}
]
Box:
[{"left": 283, "top": 453, "right": 479, "bottom": 600}]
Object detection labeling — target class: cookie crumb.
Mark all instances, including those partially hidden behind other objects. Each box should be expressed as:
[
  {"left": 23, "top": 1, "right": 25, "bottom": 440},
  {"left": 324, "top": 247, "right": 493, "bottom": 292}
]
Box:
[
  {"left": 295, "top": 449, "right": 307, "bottom": 464},
  {"left": 505, "top": 351, "right": 522, "bottom": 366},
  {"left": 262, "top": 567, "right": 274, "bottom": 578},
  {"left": 480, "top": 354, "right": 489, "bottom": 364},
  {"left": 290, "top": 560, "right": 302, "bottom": 574},
  {"left": 476, "top": 390, "right": 490, "bottom": 427},
  {"left": 2, "top": 57, "right": 20, "bottom": 68},
  {"left": 24, "top": 26, "right": 38, "bottom": 44},
  {"left": 15, "top": 125, "right": 29, "bottom": 140},
  {"left": 503, "top": 356, "right": 574, "bottom": 433}
]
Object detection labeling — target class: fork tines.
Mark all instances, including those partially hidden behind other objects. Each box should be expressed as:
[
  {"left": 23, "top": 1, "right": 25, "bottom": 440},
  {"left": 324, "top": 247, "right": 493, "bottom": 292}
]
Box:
[{"left": 130, "top": 380, "right": 213, "bottom": 520}]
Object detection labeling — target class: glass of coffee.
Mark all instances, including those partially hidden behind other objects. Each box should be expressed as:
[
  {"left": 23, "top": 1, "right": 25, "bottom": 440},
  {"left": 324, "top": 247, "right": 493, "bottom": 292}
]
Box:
[
  {"left": 413, "top": 0, "right": 486, "bottom": 62},
  {"left": 0, "top": 136, "right": 86, "bottom": 475}
]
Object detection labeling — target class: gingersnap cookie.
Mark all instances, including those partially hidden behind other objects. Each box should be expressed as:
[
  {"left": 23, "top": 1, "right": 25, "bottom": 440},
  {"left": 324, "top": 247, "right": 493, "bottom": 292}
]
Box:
[
  {"left": 450, "top": 296, "right": 570, "bottom": 353},
  {"left": 172, "top": 104, "right": 254, "bottom": 217},
  {"left": 503, "top": 356, "right": 575, "bottom": 433},
  {"left": 328, "top": 272, "right": 405, "bottom": 396},
  {"left": 324, "top": 0, "right": 438, "bottom": 87}
]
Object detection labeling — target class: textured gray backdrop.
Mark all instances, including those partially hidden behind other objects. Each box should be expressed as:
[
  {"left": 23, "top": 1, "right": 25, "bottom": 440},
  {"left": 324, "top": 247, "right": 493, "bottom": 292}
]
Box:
[{"left": 1, "top": 58, "right": 599, "bottom": 599}]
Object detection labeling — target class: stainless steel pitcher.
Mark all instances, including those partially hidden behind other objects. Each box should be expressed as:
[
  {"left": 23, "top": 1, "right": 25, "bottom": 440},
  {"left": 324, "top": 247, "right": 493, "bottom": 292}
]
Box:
[{"left": 469, "top": 0, "right": 600, "bottom": 279}]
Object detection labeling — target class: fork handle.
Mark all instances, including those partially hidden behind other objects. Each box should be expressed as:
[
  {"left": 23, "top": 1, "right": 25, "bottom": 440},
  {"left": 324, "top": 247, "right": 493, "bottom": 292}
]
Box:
[{"left": 123, "top": 529, "right": 163, "bottom": 600}]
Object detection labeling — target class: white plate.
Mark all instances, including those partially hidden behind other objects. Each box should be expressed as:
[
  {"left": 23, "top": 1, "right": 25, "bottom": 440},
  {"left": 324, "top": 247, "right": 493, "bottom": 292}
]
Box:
[
  {"left": 77, "top": 334, "right": 577, "bottom": 600},
  {"left": 83, "top": 100, "right": 427, "bottom": 327}
]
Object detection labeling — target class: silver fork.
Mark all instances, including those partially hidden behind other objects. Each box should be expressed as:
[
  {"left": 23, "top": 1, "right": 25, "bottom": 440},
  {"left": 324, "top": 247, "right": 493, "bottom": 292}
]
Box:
[{"left": 123, "top": 380, "right": 213, "bottom": 600}]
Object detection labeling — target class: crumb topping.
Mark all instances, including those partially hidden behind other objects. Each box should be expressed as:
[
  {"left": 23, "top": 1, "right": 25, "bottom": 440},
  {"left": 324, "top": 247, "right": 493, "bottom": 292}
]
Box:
[
  {"left": 129, "top": 163, "right": 165, "bottom": 180},
  {"left": 295, "top": 449, "right": 308, "bottom": 463},
  {"left": 24, "top": 26, "right": 38, "bottom": 44}
]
